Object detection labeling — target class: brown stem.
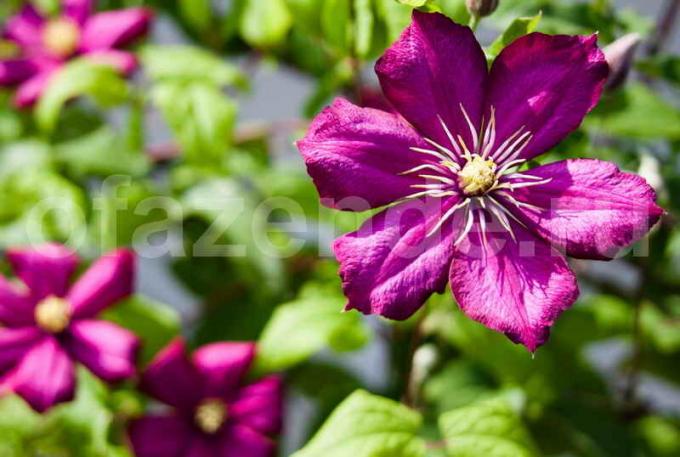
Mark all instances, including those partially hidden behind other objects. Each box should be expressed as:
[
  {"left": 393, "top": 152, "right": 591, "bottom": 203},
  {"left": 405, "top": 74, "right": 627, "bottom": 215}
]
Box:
[
  {"left": 646, "top": 0, "right": 680, "bottom": 56},
  {"left": 402, "top": 316, "right": 426, "bottom": 409}
]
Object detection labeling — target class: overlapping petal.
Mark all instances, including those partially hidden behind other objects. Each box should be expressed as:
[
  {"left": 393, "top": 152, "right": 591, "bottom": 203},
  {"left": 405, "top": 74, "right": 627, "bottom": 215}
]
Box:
[
  {"left": 450, "top": 219, "right": 579, "bottom": 351},
  {"left": 298, "top": 98, "right": 427, "bottom": 210},
  {"left": 335, "top": 198, "right": 460, "bottom": 320},
  {"left": 486, "top": 33, "right": 609, "bottom": 164},
  {"left": 229, "top": 376, "right": 283, "bottom": 436},
  {"left": 0, "top": 276, "right": 34, "bottom": 327},
  {"left": 13, "top": 68, "right": 57, "bottom": 107},
  {"left": 140, "top": 339, "right": 201, "bottom": 412},
  {"left": 129, "top": 415, "right": 192, "bottom": 457},
  {"left": 68, "top": 249, "right": 135, "bottom": 319},
  {"left": 500, "top": 159, "right": 663, "bottom": 259},
  {"left": 80, "top": 8, "right": 153, "bottom": 51},
  {"left": 65, "top": 319, "right": 139, "bottom": 382},
  {"left": 9, "top": 336, "right": 75, "bottom": 412},
  {"left": 6, "top": 244, "right": 78, "bottom": 301},
  {"left": 0, "top": 59, "right": 36, "bottom": 85},
  {"left": 0, "top": 328, "right": 42, "bottom": 372},
  {"left": 3, "top": 5, "right": 44, "bottom": 49},
  {"left": 218, "top": 425, "right": 276, "bottom": 457},
  {"left": 192, "top": 342, "right": 255, "bottom": 399},
  {"left": 63, "top": 0, "right": 93, "bottom": 25},
  {"left": 376, "top": 11, "right": 488, "bottom": 152}
]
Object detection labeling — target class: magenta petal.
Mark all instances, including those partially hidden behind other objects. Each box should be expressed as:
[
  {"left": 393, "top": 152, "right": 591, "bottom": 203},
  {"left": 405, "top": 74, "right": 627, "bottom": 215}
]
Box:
[
  {"left": 298, "top": 98, "right": 427, "bottom": 210},
  {"left": 218, "top": 424, "right": 276, "bottom": 457},
  {"left": 62, "top": 0, "right": 93, "bottom": 25},
  {"left": 0, "top": 276, "right": 34, "bottom": 328},
  {"left": 68, "top": 249, "right": 135, "bottom": 319},
  {"left": 84, "top": 50, "right": 137, "bottom": 74},
  {"left": 3, "top": 5, "right": 44, "bottom": 48},
  {"left": 376, "top": 11, "right": 488, "bottom": 151},
  {"left": 0, "top": 59, "right": 36, "bottom": 86},
  {"left": 192, "top": 342, "right": 255, "bottom": 399},
  {"left": 450, "top": 219, "right": 579, "bottom": 352},
  {"left": 65, "top": 320, "right": 139, "bottom": 383},
  {"left": 13, "top": 68, "right": 58, "bottom": 108},
  {"left": 501, "top": 159, "right": 663, "bottom": 260},
  {"left": 9, "top": 336, "right": 76, "bottom": 412},
  {"left": 335, "top": 198, "right": 460, "bottom": 320},
  {"left": 229, "top": 376, "right": 283, "bottom": 436},
  {"left": 80, "top": 8, "right": 153, "bottom": 51},
  {"left": 0, "top": 328, "right": 42, "bottom": 373},
  {"left": 129, "top": 415, "right": 192, "bottom": 457},
  {"left": 140, "top": 339, "right": 201, "bottom": 413},
  {"left": 6, "top": 244, "right": 78, "bottom": 301},
  {"left": 486, "top": 33, "right": 608, "bottom": 164}
]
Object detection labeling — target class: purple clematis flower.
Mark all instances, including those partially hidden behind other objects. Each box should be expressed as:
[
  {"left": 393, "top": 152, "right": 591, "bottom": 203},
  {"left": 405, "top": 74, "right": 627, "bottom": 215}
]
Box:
[
  {"left": 0, "top": 244, "right": 138, "bottom": 412},
  {"left": 297, "top": 12, "right": 664, "bottom": 351},
  {"left": 0, "top": 0, "right": 152, "bottom": 107},
  {"left": 129, "top": 339, "right": 283, "bottom": 457}
]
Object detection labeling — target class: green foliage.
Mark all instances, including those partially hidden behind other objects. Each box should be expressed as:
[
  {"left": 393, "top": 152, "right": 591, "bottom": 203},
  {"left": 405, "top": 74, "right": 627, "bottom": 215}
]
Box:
[
  {"left": 439, "top": 398, "right": 539, "bottom": 457},
  {"left": 254, "top": 284, "right": 370, "bottom": 373},
  {"left": 36, "top": 60, "right": 130, "bottom": 132},
  {"left": 292, "top": 390, "right": 426, "bottom": 457},
  {"left": 486, "top": 12, "right": 542, "bottom": 61}
]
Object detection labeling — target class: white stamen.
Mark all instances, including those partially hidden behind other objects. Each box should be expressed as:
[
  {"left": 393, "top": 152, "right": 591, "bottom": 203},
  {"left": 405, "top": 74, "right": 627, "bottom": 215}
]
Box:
[
  {"left": 495, "top": 177, "right": 553, "bottom": 191},
  {"left": 460, "top": 104, "right": 479, "bottom": 153},
  {"left": 454, "top": 205, "right": 475, "bottom": 246},
  {"left": 420, "top": 174, "right": 455, "bottom": 185},
  {"left": 410, "top": 146, "right": 452, "bottom": 163},
  {"left": 496, "top": 159, "right": 526, "bottom": 175},
  {"left": 424, "top": 138, "right": 458, "bottom": 161},
  {"left": 481, "top": 107, "right": 497, "bottom": 158},
  {"left": 497, "top": 191, "right": 544, "bottom": 213},
  {"left": 427, "top": 199, "right": 470, "bottom": 237},
  {"left": 438, "top": 115, "right": 464, "bottom": 158},
  {"left": 496, "top": 131, "right": 533, "bottom": 164},
  {"left": 399, "top": 163, "right": 449, "bottom": 176}
]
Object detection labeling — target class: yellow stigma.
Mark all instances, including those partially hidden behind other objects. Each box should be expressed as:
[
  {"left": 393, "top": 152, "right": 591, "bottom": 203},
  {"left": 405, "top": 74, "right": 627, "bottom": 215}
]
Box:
[
  {"left": 195, "top": 399, "right": 227, "bottom": 434},
  {"left": 35, "top": 296, "right": 71, "bottom": 333},
  {"left": 458, "top": 155, "right": 497, "bottom": 196},
  {"left": 42, "top": 18, "right": 80, "bottom": 58}
]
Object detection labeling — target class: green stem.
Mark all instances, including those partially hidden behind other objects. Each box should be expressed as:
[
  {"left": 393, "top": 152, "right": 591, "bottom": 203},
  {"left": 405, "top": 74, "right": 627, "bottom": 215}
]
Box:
[{"left": 469, "top": 14, "right": 480, "bottom": 31}]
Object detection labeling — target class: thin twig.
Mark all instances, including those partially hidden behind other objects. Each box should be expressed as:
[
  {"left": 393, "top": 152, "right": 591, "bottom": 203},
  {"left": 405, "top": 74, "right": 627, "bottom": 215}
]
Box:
[{"left": 646, "top": 0, "right": 680, "bottom": 56}]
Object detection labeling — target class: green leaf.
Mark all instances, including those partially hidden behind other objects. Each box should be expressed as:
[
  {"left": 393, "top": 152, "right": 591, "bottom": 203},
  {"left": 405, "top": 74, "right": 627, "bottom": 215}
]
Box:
[
  {"left": 397, "top": 0, "right": 429, "bottom": 6},
  {"left": 586, "top": 82, "right": 680, "bottom": 139},
  {"left": 292, "top": 390, "right": 426, "bottom": 457},
  {"left": 354, "top": 0, "right": 374, "bottom": 58},
  {"left": 439, "top": 398, "right": 539, "bottom": 457},
  {"left": 240, "top": 0, "right": 293, "bottom": 48},
  {"left": 178, "top": 0, "right": 212, "bottom": 32},
  {"left": 254, "top": 287, "right": 369, "bottom": 373},
  {"left": 55, "top": 127, "right": 149, "bottom": 178},
  {"left": 151, "top": 82, "right": 237, "bottom": 163},
  {"left": 103, "top": 294, "right": 181, "bottom": 364},
  {"left": 140, "top": 45, "right": 247, "bottom": 89},
  {"left": 36, "top": 59, "right": 129, "bottom": 132},
  {"left": 0, "top": 169, "right": 86, "bottom": 247},
  {"left": 486, "top": 13, "right": 542, "bottom": 61},
  {"left": 321, "top": 0, "right": 352, "bottom": 52}
]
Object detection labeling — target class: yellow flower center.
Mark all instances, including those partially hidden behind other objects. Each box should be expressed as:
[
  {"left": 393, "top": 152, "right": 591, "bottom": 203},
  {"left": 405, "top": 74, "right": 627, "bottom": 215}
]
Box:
[
  {"left": 195, "top": 399, "right": 228, "bottom": 434},
  {"left": 458, "top": 155, "right": 497, "bottom": 196},
  {"left": 34, "top": 296, "right": 71, "bottom": 333},
  {"left": 42, "top": 18, "right": 80, "bottom": 58}
]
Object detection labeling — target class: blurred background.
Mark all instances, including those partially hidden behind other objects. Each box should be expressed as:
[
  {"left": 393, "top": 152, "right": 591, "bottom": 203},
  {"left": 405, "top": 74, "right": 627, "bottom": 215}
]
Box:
[{"left": 1, "top": 0, "right": 680, "bottom": 456}]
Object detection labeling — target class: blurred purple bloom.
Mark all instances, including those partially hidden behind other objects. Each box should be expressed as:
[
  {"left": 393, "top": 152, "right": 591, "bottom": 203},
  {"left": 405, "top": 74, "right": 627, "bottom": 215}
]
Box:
[
  {"left": 0, "top": 0, "right": 152, "bottom": 107},
  {"left": 297, "top": 11, "right": 664, "bottom": 351},
  {"left": 0, "top": 244, "right": 138, "bottom": 412},
  {"left": 129, "top": 339, "right": 283, "bottom": 457}
]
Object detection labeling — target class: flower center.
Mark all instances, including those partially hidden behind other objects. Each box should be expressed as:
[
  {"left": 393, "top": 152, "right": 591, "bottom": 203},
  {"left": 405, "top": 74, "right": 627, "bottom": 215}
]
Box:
[
  {"left": 458, "top": 155, "right": 497, "bottom": 196},
  {"left": 42, "top": 18, "right": 80, "bottom": 58},
  {"left": 34, "top": 296, "right": 71, "bottom": 333},
  {"left": 195, "top": 399, "right": 228, "bottom": 434}
]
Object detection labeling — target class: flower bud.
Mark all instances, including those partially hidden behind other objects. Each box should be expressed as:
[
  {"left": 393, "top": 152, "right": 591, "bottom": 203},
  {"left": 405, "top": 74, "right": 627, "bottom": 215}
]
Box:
[
  {"left": 603, "top": 33, "right": 641, "bottom": 91},
  {"left": 466, "top": 0, "right": 500, "bottom": 17}
]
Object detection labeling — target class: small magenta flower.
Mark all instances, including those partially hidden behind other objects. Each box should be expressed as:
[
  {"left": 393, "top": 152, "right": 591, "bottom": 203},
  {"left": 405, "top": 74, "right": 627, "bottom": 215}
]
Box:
[
  {"left": 0, "top": 0, "right": 152, "bottom": 107},
  {"left": 298, "top": 12, "right": 664, "bottom": 351},
  {"left": 0, "top": 244, "right": 138, "bottom": 412},
  {"left": 129, "top": 339, "right": 283, "bottom": 457}
]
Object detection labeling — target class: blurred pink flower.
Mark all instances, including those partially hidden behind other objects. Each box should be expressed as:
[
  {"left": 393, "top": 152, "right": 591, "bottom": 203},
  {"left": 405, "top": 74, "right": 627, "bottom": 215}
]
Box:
[
  {"left": 129, "top": 339, "right": 283, "bottom": 457},
  {"left": 0, "top": 244, "right": 138, "bottom": 412},
  {"left": 298, "top": 11, "right": 664, "bottom": 351},
  {"left": 0, "top": 0, "right": 152, "bottom": 107}
]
